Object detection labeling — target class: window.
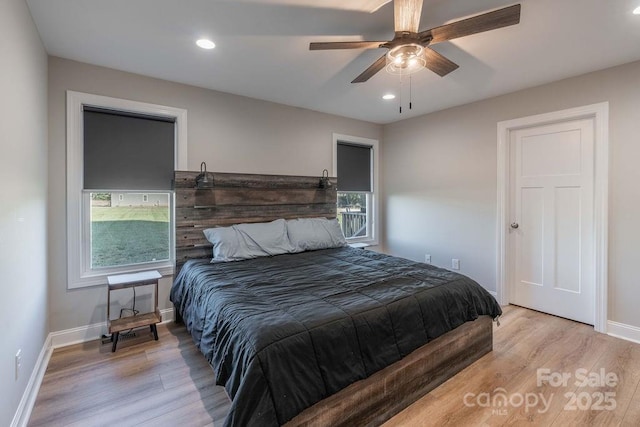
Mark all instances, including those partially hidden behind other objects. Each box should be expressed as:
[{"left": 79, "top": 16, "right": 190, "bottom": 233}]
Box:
[
  {"left": 67, "top": 91, "right": 187, "bottom": 288},
  {"left": 333, "top": 134, "right": 379, "bottom": 245},
  {"left": 89, "top": 192, "right": 170, "bottom": 268}
]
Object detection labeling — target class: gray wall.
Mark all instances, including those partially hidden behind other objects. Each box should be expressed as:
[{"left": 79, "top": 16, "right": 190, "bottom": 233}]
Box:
[
  {"left": 382, "top": 59, "right": 640, "bottom": 328},
  {"left": 48, "top": 57, "right": 382, "bottom": 332},
  {"left": 0, "top": 0, "right": 48, "bottom": 425}
]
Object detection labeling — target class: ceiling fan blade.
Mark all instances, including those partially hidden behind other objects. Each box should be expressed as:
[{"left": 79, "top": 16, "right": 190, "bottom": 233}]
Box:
[
  {"left": 424, "top": 48, "right": 459, "bottom": 77},
  {"left": 310, "top": 41, "right": 387, "bottom": 50},
  {"left": 394, "top": 0, "right": 423, "bottom": 33},
  {"left": 421, "top": 4, "right": 521, "bottom": 44},
  {"left": 351, "top": 54, "right": 387, "bottom": 83}
]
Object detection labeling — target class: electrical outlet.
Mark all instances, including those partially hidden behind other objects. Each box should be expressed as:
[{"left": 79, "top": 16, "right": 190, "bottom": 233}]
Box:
[
  {"left": 424, "top": 254, "right": 431, "bottom": 264},
  {"left": 15, "top": 349, "right": 22, "bottom": 381},
  {"left": 452, "top": 259, "right": 460, "bottom": 270}
]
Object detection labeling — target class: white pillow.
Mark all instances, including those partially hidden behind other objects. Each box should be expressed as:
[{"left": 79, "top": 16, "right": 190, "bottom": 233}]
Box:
[
  {"left": 203, "top": 219, "right": 295, "bottom": 262},
  {"left": 286, "top": 218, "right": 348, "bottom": 252}
]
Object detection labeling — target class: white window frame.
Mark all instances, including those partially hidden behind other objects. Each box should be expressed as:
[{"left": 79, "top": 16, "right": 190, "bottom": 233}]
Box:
[
  {"left": 332, "top": 133, "right": 379, "bottom": 246},
  {"left": 66, "top": 91, "right": 187, "bottom": 289}
]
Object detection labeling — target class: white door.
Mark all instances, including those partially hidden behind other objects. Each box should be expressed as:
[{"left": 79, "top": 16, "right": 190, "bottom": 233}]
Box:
[{"left": 509, "top": 118, "right": 595, "bottom": 324}]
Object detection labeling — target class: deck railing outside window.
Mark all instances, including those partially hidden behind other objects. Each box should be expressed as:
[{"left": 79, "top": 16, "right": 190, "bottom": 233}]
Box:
[{"left": 339, "top": 211, "right": 367, "bottom": 238}]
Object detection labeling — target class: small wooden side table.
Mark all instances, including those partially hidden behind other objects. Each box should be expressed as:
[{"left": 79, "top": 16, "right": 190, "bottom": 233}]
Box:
[{"left": 107, "top": 270, "right": 162, "bottom": 352}]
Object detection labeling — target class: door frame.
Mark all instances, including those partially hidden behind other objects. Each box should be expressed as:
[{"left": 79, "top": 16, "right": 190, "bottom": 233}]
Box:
[{"left": 496, "top": 102, "right": 609, "bottom": 332}]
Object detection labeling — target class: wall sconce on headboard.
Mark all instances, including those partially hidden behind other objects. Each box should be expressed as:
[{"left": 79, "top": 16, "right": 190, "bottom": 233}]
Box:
[
  {"left": 196, "top": 162, "right": 214, "bottom": 188},
  {"left": 318, "top": 169, "right": 332, "bottom": 189}
]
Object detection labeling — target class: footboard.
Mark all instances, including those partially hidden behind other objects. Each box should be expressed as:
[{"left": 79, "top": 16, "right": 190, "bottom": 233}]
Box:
[{"left": 286, "top": 316, "right": 493, "bottom": 427}]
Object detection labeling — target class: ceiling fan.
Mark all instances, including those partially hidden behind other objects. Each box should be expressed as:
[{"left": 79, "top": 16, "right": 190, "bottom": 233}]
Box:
[{"left": 310, "top": 1, "right": 521, "bottom": 83}]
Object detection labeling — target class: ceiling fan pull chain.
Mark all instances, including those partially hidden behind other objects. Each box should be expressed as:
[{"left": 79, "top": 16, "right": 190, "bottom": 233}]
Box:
[
  {"left": 399, "top": 73, "right": 403, "bottom": 114},
  {"left": 409, "top": 75, "right": 413, "bottom": 110}
]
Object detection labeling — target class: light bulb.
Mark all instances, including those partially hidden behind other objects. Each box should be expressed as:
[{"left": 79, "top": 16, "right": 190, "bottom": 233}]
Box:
[{"left": 196, "top": 39, "right": 216, "bottom": 49}]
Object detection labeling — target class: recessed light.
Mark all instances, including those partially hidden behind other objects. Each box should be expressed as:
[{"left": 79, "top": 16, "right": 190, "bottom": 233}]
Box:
[
  {"left": 633, "top": 6, "right": 640, "bottom": 14},
  {"left": 196, "top": 39, "right": 216, "bottom": 49},
  {"left": 382, "top": 94, "right": 396, "bottom": 100}
]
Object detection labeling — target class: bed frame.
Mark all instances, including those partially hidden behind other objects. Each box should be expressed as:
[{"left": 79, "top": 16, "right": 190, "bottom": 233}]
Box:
[{"left": 173, "top": 170, "right": 493, "bottom": 426}]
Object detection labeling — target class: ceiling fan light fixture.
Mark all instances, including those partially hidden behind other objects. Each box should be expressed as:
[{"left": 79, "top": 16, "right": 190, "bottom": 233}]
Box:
[{"left": 386, "top": 43, "right": 425, "bottom": 75}]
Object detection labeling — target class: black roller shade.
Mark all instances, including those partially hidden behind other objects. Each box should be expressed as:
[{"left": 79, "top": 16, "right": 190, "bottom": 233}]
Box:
[
  {"left": 83, "top": 106, "right": 175, "bottom": 190},
  {"left": 337, "top": 142, "right": 372, "bottom": 192}
]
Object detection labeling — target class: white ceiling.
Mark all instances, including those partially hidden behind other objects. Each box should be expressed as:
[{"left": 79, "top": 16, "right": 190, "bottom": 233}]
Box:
[{"left": 26, "top": 0, "right": 640, "bottom": 124}]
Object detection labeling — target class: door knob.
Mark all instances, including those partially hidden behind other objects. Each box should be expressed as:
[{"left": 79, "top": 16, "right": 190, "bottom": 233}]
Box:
[{"left": 511, "top": 222, "right": 519, "bottom": 229}]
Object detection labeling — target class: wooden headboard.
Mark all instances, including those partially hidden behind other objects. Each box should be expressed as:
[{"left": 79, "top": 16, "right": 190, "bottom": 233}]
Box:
[{"left": 174, "top": 170, "right": 337, "bottom": 273}]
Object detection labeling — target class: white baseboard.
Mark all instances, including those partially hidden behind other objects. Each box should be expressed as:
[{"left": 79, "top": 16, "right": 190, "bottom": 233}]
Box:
[
  {"left": 50, "top": 307, "right": 175, "bottom": 349},
  {"left": 10, "top": 335, "right": 53, "bottom": 427},
  {"left": 607, "top": 320, "right": 640, "bottom": 344},
  {"left": 12, "top": 307, "right": 175, "bottom": 426},
  {"left": 160, "top": 307, "right": 175, "bottom": 324},
  {"left": 49, "top": 321, "right": 106, "bottom": 349}
]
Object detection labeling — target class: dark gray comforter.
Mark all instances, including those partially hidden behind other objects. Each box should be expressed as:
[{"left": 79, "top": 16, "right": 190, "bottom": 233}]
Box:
[{"left": 170, "top": 247, "right": 502, "bottom": 427}]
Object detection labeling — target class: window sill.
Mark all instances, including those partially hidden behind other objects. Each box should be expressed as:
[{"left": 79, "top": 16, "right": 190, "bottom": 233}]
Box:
[
  {"left": 69, "top": 264, "right": 174, "bottom": 289},
  {"left": 348, "top": 242, "right": 371, "bottom": 249}
]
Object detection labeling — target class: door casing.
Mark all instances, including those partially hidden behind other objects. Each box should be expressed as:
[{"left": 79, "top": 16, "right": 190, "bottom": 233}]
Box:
[{"left": 496, "top": 102, "right": 609, "bottom": 332}]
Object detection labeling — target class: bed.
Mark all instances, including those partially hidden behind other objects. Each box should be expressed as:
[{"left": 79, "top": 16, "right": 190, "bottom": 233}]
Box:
[{"left": 171, "top": 170, "right": 502, "bottom": 427}]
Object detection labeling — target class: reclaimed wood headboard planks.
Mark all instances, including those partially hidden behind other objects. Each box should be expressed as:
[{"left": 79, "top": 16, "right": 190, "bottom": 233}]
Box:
[{"left": 173, "top": 170, "right": 337, "bottom": 274}]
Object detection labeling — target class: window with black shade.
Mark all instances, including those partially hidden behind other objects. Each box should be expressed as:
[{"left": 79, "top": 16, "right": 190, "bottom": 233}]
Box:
[
  {"left": 66, "top": 91, "right": 187, "bottom": 288},
  {"left": 83, "top": 107, "right": 175, "bottom": 271},
  {"left": 335, "top": 136, "right": 378, "bottom": 243}
]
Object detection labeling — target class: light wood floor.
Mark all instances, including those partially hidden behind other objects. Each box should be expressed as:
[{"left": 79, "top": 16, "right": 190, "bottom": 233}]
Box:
[{"left": 29, "top": 305, "right": 640, "bottom": 426}]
